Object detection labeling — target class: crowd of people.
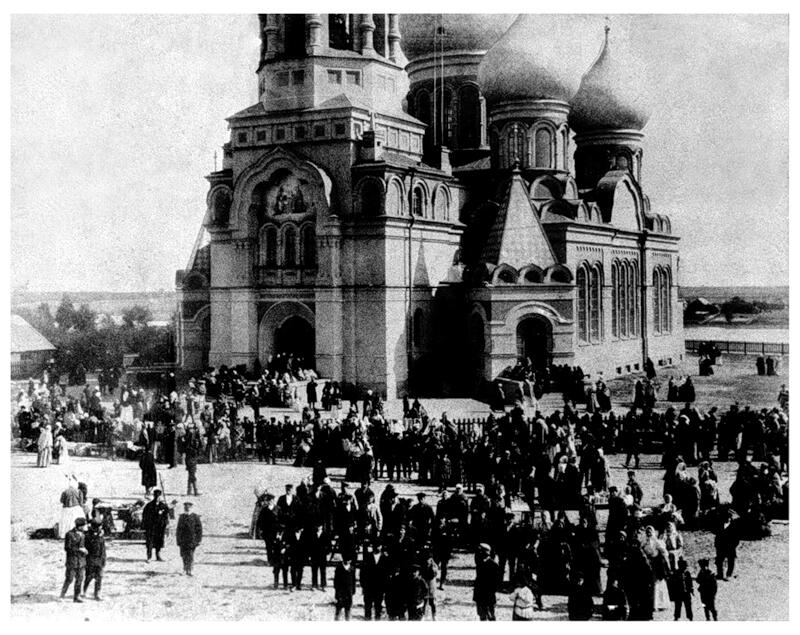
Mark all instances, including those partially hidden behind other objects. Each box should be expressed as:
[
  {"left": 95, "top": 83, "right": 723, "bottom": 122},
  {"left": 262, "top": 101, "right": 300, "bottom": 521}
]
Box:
[{"left": 10, "top": 351, "right": 790, "bottom": 620}]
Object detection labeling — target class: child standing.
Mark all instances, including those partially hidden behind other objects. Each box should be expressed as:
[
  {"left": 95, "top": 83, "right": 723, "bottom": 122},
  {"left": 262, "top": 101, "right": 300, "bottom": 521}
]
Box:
[
  {"left": 670, "top": 557, "right": 694, "bottom": 620},
  {"left": 696, "top": 558, "right": 718, "bottom": 621}
]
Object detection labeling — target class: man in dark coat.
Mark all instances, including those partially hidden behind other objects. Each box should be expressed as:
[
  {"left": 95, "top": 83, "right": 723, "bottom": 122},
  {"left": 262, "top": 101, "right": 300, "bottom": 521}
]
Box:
[
  {"left": 473, "top": 543, "right": 500, "bottom": 621},
  {"left": 277, "top": 484, "right": 300, "bottom": 532},
  {"left": 408, "top": 492, "right": 435, "bottom": 544},
  {"left": 139, "top": 448, "right": 157, "bottom": 496},
  {"left": 361, "top": 543, "right": 391, "bottom": 620},
  {"left": 257, "top": 494, "right": 279, "bottom": 561},
  {"left": 61, "top": 517, "right": 88, "bottom": 602},
  {"left": 183, "top": 425, "right": 202, "bottom": 495},
  {"left": 286, "top": 526, "right": 307, "bottom": 590},
  {"left": 142, "top": 489, "right": 172, "bottom": 561},
  {"left": 334, "top": 557, "right": 356, "bottom": 620},
  {"left": 714, "top": 512, "right": 740, "bottom": 580},
  {"left": 176, "top": 501, "right": 203, "bottom": 575},
  {"left": 304, "top": 523, "right": 331, "bottom": 590},
  {"left": 82, "top": 518, "right": 106, "bottom": 600}
]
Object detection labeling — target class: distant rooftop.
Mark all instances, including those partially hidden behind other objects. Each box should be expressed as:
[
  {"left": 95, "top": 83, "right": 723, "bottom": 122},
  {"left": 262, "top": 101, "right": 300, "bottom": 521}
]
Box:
[{"left": 10, "top": 314, "right": 56, "bottom": 354}]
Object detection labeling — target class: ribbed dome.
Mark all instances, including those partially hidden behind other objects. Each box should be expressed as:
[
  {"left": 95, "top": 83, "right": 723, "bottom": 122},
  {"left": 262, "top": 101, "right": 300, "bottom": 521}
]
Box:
[
  {"left": 478, "top": 14, "right": 585, "bottom": 107},
  {"left": 400, "top": 14, "right": 516, "bottom": 61},
  {"left": 570, "top": 26, "right": 652, "bottom": 132}
]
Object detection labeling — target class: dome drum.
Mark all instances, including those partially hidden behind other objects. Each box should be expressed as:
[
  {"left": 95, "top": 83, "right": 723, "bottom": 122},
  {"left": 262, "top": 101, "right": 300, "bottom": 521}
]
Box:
[
  {"left": 573, "top": 132, "right": 644, "bottom": 189},
  {"left": 487, "top": 100, "right": 570, "bottom": 127}
]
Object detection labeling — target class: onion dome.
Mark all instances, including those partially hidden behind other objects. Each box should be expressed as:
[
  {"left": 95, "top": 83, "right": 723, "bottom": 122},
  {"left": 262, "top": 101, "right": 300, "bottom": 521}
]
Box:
[
  {"left": 400, "top": 14, "right": 516, "bottom": 61},
  {"left": 478, "top": 14, "right": 585, "bottom": 108},
  {"left": 570, "top": 25, "right": 652, "bottom": 132}
]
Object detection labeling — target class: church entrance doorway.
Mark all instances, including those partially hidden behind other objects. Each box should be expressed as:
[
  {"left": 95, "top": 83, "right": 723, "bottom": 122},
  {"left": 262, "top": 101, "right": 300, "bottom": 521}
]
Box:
[
  {"left": 274, "top": 316, "right": 315, "bottom": 370},
  {"left": 516, "top": 316, "right": 552, "bottom": 374}
]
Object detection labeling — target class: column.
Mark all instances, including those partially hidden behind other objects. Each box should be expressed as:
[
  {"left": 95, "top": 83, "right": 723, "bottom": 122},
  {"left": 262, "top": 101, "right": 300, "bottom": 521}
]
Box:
[
  {"left": 264, "top": 15, "right": 279, "bottom": 60},
  {"left": 388, "top": 14, "right": 401, "bottom": 62},
  {"left": 359, "top": 14, "right": 375, "bottom": 53},
  {"left": 306, "top": 14, "right": 323, "bottom": 55}
]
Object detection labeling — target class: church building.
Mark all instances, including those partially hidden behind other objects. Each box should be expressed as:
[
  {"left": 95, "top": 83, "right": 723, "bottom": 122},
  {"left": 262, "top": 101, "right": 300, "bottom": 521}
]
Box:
[{"left": 175, "top": 14, "right": 683, "bottom": 398}]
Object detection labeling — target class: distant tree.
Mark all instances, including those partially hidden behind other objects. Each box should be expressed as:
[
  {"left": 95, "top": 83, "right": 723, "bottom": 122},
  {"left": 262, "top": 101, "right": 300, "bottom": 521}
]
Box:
[
  {"left": 122, "top": 305, "right": 153, "bottom": 328},
  {"left": 73, "top": 303, "right": 97, "bottom": 332},
  {"left": 720, "top": 296, "right": 760, "bottom": 318},
  {"left": 54, "top": 294, "right": 77, "bottom": 330}
]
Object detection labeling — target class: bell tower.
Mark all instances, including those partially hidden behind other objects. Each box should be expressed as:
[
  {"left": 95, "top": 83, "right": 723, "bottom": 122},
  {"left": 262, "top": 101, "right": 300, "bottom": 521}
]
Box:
[{"left": 256, "top": 14, "right": 408, "bottom": 114}]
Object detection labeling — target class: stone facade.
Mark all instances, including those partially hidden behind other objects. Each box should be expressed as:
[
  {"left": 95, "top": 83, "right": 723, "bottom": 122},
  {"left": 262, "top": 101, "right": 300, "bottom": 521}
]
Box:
[{"left": 176, "top": 14, "right": 683, "bottom": 399}]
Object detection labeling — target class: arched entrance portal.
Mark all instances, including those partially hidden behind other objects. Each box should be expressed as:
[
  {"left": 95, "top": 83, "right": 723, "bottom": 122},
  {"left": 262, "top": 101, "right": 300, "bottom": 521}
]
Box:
[
  {"left": 257, "top": 301, "right": 316, "bottom": 371},
  {"left": 516, "top": 316, "right": 553, "bottom": 374},
  {"left": 275, "top": 316, "right": 315, "bottom": 370}
]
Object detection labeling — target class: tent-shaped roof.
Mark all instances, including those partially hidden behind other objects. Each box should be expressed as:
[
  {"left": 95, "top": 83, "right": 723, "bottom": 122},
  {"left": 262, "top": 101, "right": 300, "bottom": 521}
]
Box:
[
  {"left": 11, "top": 314, "right": 56, "bottom": 354},
  {"left": 481, "top": 171, "right": 558, "bottom": 269}
]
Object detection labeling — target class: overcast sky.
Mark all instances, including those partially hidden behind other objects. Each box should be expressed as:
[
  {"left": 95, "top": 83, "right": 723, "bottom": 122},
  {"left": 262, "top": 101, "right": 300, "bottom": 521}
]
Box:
[{"left": 9, "top": 13, "right": 789, "bottom": 292}]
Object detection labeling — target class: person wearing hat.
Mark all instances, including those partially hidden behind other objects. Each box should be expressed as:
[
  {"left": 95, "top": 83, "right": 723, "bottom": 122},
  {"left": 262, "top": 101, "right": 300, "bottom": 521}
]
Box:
[
  {"left": 473, "top": 543, "right": 500, "bottom": 620},
  {"left": 176, "top": 501, "right": 203, "bottom": 576},
  {"left": 142, "top": 489, "right": 172, "bottom": 562},
  {"left": 696, "top": 557, "right": 718, "bottom": 620},
  {"left": 82, "top": 518, "right": 107, "bottom": 600},
  {"left": 408, "top": 492, "right": 435, "bottom": 544},
  {"left": 407, "top": 563, "right": 429, "bottom": 621},
  {"left": 333, "top": 556, "right": 356, "bottom": 620},
  {"left": 60, "top": 517, "right": 88, "bottom": 602}
]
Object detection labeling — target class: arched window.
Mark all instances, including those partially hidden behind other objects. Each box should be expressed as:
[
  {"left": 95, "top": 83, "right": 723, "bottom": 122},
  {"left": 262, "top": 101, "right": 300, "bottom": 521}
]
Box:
[
  {"left": 211, "top": 189, "right": 231, "bottom": 225},
  {"left": 433, "top": 187, "right": 450, "bottom": 221},
  {"left": 436, "top": 88, "right": 456, "bottom": 146},
  {"left": 282, "top": 15, "right": 306, "bottom": 58},
  {"left": 413, "top": 308, "right": 424, "bottom": 348},
  {"left": 630, "top": 261, "right": 640, "bottom": 335},
  {"left": 283, "top": 225, "right": 298, "bottom": 267},
  {"left": 260, "top": 225, "right": 278, "bottom": 267},
  {"left": 459, "top": 85, "right": 480, "bottom": 148},
  {"left": 535, "top": 127, "right": 553, "bottom": 168},
  {"left": 576, "top": 265, "right": 588, "bottom": 343},
  {"left": 611, "top": 261, "right": 619, "bottom": 337},
  {"left": 653, "top": 267, "right": 662, "bottom": 334},
  {"left": 619, "top": 262, "right": 628, "bottom": 338},
  {"left": 386, "top": 179, "right": 404, "bottom": 216},
  {"left": 662, "top": 267, "right": 672, "bottom": 333},
  {"left": 412, "top": 185, "right": 425, "bottom": 217},
  {"left": 301, "top": 224, "right": 316, "bottom": 267},
  {"left": 416, "top": 91, "right": 431, "bottom": 124},
  {"left": 328, "top": 14, "right": 352, "bottom": 49},
  {"left": 627, "top": 260, "right": 637, "bottom": 336},
  {"left": 589, "top": 264, "right": 602, "bottom": 341},
  {"left": 373, "top": 14, "right": 387, "bottom": 57}
]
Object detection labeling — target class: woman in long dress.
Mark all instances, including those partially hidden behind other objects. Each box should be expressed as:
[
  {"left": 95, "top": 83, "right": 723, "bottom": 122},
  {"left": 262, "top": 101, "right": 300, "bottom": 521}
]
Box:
[
  {"left": 37, "top": 424, "right": 53, "bottom": 467},
  {"left": 662, "top": 521, "right": 684, "bottom": 570},
  {"left": 641, "top": 525, "right": 671, "bottom": 611},
  {"left": 53, "top": 430, "right": 69, "bottom": 466},
  {"left": 119, "top": 385, "right": 134, "bottom": 425},
  {"left": 57, "top": 475, "right": 85, "bottom": 538}
]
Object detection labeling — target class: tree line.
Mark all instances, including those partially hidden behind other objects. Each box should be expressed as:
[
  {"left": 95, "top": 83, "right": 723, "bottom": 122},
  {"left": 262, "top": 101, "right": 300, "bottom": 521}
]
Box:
[{"left": 16, "top": 295, "right": 175, "bottom": 381}]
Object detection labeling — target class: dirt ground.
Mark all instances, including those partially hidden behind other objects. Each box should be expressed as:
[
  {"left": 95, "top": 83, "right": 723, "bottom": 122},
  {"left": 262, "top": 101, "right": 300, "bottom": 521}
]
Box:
[{"left": 9, "top": 446, "right": 789, "bottom": 621}]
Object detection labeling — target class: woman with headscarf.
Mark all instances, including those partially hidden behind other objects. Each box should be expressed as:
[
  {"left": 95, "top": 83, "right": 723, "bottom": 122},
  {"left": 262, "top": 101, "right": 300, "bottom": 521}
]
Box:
[
  {"left": 37, "top": 423, "right": 53, "bottom": 467},
  {"left": 57, "top": 474, "right": 85, "bottom": 539},
  {"left": 640, "top": 525, "right": 671, "bottom": 611},
  {"left": 662, "top": 521, "right": 684, "bottom": 571}
]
